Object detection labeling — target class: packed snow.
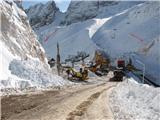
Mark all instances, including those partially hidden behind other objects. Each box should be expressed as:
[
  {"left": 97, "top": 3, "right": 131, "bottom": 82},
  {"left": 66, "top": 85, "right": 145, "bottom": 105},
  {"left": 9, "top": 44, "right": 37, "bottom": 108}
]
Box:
[{"left": 110, "top": 78, "right": 160, "bottom": 120}]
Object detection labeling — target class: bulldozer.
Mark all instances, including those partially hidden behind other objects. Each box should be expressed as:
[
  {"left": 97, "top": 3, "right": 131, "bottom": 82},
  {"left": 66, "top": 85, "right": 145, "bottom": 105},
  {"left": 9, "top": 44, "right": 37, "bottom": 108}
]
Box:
[{"left": 110, "top": 59, "right": 125, "bottom": 81}]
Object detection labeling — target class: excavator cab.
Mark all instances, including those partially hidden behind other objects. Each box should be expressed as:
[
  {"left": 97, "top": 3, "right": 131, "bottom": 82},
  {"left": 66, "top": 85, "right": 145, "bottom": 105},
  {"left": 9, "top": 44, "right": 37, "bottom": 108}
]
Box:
[{"left": 87, "top": 50, "right": 110, "bottom": 76}]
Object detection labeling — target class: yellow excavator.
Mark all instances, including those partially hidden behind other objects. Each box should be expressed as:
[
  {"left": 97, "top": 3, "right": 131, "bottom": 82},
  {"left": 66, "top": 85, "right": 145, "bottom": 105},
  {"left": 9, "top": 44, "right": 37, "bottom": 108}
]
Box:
[
  {"left": 65, "top": 50, "right": 110, "bottom": 80},
  {"left": 66, "top": 67, "right": 88, "bottom": 81}
]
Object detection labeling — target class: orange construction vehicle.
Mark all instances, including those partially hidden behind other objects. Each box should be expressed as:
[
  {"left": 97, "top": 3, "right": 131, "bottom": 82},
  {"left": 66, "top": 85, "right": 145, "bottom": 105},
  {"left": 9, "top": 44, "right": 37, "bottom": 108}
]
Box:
[{"left": 87, "top": 51, "right": 110, "bottom": 76}]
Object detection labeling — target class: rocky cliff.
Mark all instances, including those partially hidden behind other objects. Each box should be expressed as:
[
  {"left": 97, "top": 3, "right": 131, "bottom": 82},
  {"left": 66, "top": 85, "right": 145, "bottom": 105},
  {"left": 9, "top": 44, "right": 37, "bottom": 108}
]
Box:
[{"left": 25, "top": 1, "right": 59, "bottom": 28}]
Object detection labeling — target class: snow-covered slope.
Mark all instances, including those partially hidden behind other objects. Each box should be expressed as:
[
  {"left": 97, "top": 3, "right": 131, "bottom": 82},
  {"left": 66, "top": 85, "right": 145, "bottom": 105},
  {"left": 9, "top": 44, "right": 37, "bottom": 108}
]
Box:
[
  {"left": 34, "top": 1, "right": 142, "bottom": 61},
  {"left": 36, "top": 18, "right": 110, "bottom": 60},
  {"left": 27, "top": 1, "right": 159, "bottom": 85},
  {"left": 92, "top": 2, "right": 160, "bottom": 85},
  {"left": 0, "top": 1, "right": 72, "bottom": 94}
]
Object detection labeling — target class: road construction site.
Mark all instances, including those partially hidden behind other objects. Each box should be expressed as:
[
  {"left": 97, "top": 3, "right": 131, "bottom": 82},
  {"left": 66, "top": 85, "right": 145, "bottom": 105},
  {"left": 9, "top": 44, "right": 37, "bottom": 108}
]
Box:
[{"left": 1, "top": 72, "right": 117, "bottom": 120}]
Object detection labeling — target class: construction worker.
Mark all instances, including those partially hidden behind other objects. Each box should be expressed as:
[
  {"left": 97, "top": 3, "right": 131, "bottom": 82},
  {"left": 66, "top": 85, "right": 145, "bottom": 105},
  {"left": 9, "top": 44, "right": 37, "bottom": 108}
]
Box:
[
  {"left": 66, "top": 69, "right": 70, "bottom": 79},
  {"left": 79, "top": 68, "right": 83, "bottom": 74}
]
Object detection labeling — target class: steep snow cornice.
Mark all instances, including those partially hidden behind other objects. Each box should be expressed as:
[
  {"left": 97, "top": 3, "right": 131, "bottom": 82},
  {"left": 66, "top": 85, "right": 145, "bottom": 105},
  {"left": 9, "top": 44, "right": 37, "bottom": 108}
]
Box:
[{"left": 25, "top": 1, "right": 59, "bottom": 28}]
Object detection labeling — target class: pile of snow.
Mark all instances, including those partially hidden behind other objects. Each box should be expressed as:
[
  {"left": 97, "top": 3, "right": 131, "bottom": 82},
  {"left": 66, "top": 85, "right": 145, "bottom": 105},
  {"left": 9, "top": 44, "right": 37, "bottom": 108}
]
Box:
[
  {"left": 6, "top": 59, "right": 71, "bottom": 88},
  {"left": 110, "top": 78, "right": 160, "bottom": 120},
  {"left": 0, "top": 42, "right": 73, "bottom": 94},
  {"left": 0, "top": 59, "right": 73, "bottom": 95}
]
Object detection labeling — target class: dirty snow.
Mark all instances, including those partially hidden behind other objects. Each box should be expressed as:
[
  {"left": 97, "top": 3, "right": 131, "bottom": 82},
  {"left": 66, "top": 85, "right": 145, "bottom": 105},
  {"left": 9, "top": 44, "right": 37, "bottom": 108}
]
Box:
[{"left": 110, "top": 78, "right": 160, "bottom": 120}]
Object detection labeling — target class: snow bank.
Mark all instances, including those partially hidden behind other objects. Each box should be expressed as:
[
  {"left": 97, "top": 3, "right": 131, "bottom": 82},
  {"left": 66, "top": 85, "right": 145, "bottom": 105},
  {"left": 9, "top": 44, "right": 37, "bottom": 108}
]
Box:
[
  {"left": 110, "top": 78, "right": 160, "bottom": 120},
  {"left": 2, "top": 59, "right": 72, "bottom": 88},
  {"left": 0, "top": 59, "right": 73, "bottom": 95},
  {"left": 10, "top": 59, "right": 70, "bottom": 86}
]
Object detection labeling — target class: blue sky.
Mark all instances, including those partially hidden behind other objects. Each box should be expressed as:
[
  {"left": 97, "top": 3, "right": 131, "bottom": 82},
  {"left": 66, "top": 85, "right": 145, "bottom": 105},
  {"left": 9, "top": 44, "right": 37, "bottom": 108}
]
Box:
[{"left": 22, "top": 0, "right": 71, "bottom": 12}]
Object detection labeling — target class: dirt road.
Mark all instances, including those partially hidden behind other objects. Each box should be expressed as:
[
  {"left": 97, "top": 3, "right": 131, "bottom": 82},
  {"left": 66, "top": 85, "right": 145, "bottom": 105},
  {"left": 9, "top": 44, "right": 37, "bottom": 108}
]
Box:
[{"left": 1, "top": 77, "right": 117, "bottom": 120}]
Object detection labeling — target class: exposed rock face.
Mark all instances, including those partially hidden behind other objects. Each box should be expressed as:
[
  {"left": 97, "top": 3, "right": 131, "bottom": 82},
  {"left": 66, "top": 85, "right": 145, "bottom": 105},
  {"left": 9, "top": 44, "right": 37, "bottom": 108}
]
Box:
[
  {"left": 25, "top": 1, "right": 117, "bottom": 27},
  {"left": 25, "top": 1, "right": 142, "bottom": 27},
  {"left": 25, "top": 1, "right": 59, "bottom": 28},
  {"left": 61, "top": 1, "right": 117, "bottom": 25},
  {"left": 0, "top": 0, "right": 46, "bottom": 63},
  {"left": 14, "top": 0, "right": 23, "bottom": 9}
]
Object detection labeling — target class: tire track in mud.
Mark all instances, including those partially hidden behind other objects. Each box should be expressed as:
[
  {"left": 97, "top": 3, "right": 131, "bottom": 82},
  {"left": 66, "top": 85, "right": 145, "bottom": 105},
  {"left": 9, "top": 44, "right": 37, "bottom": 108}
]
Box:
[
  {"left": 1, "top": 83, "right": 107, "bottom": 120},
  {"left": 66, "top": 84, "right": 117, "bottom": 120}
]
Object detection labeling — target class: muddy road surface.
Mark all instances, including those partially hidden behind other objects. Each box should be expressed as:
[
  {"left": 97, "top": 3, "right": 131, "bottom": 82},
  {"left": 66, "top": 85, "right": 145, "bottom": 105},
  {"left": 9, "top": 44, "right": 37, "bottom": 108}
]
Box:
[{"left": 1, "top": 76, "right": 117, "bottom": 120}]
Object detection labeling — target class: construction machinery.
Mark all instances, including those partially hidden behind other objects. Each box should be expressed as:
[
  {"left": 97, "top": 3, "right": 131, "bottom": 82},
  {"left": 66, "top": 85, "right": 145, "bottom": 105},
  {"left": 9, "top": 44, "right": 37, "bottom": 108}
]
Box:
[
  {"left": 86, "top": 50, "right": 110, "bottom": 76},
  {"left": 63, "top": 50, "right": 110, "bottom": 80},
  {"left": 110, "top": 58, "right": 139, "bottom": 81},
  {"left": 110, "top": 59, "right": 125, "bottom": 81},
  {"left": 66, "top": 67, "right": 88, "bottom": 81}
]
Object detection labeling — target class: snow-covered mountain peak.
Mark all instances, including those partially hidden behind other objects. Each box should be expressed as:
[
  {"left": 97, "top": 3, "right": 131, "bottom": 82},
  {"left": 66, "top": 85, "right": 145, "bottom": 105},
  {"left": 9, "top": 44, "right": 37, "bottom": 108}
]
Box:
[
  {"left": 61, "top": 1, "right": 118, "bottom": 25},
  {"left": 25, "top": 1, "right": 59, "bottom": 28}
]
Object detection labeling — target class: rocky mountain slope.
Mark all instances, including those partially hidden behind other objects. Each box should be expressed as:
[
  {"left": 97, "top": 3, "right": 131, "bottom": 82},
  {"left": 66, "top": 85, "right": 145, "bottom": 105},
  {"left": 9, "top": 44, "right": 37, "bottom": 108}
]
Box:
[
  {"left": 25, "top": 1, "right": 59, "bottom": 28},
  {"left": 1, "top": 0, "right": 46, "bottom": 63},
  {"left": 26, "top": 1, "right": 142, "bottom": 27},
  {"left": 60, "top": 1, "right": 117, "bottom": 25}
]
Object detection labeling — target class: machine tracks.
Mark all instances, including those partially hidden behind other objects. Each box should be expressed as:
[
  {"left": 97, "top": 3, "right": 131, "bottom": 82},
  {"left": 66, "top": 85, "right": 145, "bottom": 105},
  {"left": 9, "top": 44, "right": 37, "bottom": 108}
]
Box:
[{"left": 66, "top": 85, "right": 117, "bottom": 120}]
